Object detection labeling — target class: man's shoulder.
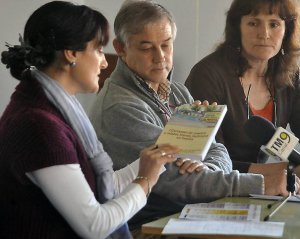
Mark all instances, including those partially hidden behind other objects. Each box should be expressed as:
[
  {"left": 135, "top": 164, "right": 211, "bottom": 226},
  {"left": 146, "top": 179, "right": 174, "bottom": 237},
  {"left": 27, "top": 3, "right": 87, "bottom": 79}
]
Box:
[
  {"left": 92, "top": 79, "right": 149, "bottom": 116},
  {"left": 170, "top": 81, "right": 194, "bottom": 102},
  {"left": 106, "top": 81, "right": 145, "bottom": 104},
  {"left": 171, "top": 81, "right": 187, "bottom": 90}
]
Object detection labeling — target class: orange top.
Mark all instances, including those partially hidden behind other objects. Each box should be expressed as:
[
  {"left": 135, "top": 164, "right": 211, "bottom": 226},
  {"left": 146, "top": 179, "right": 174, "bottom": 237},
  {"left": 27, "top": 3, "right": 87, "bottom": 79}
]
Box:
[{"left": 250, "top": 99, "right": 273, "bottom": 122}]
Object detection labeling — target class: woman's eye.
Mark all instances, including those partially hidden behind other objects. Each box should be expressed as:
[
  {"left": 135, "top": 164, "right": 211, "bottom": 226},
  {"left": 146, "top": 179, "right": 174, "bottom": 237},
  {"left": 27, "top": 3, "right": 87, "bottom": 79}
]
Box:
[
  {"left": 248, "top": 21, "right": 257, "bottom": 27},
  {"left": 270, "top": 22, "right": 280, "bottom": 28}
]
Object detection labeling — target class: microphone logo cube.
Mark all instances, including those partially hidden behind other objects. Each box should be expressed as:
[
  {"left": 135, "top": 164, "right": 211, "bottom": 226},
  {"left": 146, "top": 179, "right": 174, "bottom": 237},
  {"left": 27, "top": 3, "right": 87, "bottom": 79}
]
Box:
[{"left": 265, "top": 127, "right": 299, "bottom": 160}]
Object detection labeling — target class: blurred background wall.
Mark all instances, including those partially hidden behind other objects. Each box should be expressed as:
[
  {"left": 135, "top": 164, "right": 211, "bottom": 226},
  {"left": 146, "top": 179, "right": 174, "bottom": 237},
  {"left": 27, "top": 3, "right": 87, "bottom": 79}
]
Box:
[{"left": 0, "top": 0, "right": 232, "bottom": 115}]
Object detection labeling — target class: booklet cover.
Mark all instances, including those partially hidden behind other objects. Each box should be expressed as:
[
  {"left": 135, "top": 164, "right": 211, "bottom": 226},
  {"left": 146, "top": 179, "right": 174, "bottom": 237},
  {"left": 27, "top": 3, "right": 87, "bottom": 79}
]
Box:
[{"left": 156, "top": 103, "right": 227, "bottom": 160}]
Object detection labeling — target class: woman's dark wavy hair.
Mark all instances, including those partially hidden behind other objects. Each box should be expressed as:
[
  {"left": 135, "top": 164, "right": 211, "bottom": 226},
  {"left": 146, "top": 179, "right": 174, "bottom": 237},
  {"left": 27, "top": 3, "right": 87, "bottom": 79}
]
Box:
[
  {"left": 1, "top": 1, "right": 109, "bottom": 81},
  {"left": 218, "top": 0, "right": 300, "bottom": 87}
]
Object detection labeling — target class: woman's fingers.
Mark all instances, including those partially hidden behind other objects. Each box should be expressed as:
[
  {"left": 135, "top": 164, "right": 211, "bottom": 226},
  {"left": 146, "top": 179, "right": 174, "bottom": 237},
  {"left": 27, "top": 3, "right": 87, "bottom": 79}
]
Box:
[
  {"left": 138, "top": 144, "right": 179, "bottom": 188},
  {"left": 142, "top": 144, "right": 180, "bottom": 163}
]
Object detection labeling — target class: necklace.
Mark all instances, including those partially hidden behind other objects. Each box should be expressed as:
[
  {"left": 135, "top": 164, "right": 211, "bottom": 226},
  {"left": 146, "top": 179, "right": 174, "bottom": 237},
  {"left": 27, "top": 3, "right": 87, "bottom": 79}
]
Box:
[{"left": 239, "top": 76, "right": 272, "bottom": 101}]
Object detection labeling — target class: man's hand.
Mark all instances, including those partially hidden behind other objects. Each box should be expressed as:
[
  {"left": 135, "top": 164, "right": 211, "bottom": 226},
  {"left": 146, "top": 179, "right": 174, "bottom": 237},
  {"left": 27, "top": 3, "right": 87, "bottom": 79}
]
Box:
[
  {"left": 175, "top": 158, "right": 208, "bottom": 174},
  {"left": 193, "top": 100, "right": 217, "bottom": 107}
]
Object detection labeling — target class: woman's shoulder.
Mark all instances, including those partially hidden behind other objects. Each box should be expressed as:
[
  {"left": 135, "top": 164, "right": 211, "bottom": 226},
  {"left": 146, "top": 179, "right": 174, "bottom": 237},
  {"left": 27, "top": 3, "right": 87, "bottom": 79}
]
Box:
[
  {"left": 0, "top": 105, "right": 80, "bottom": 170},
  {"left": 188, "top": 47, "right": 236, "bottom": 84},
  {"left": 196, "top": 46, "right": 234, "bottom": 67},
  {"left": 11, "top": 107, "right": 74, "bottom": 144}
]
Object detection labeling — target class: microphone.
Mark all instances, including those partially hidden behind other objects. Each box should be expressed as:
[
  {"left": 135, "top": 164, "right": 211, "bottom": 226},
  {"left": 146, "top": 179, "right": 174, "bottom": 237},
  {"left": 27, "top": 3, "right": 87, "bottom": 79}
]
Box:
[
  {"left": 244, "top": 116, "right": 300, "bottom": 222},
  {"left": 244, "top": 116, "right": 300, "bottom": 166}
]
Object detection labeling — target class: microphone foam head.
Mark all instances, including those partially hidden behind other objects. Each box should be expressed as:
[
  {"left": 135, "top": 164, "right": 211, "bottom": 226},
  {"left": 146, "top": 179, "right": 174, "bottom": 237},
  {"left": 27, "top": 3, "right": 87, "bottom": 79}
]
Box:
[{"left": 244, "top": 116, "right": 276, "bottom": 145}]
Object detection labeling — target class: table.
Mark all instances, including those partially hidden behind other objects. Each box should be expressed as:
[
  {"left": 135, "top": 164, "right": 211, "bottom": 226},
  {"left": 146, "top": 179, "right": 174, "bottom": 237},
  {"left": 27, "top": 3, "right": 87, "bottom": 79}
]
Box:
[{"left": 142, "top": 197, "right": 300, "bottom": 239}]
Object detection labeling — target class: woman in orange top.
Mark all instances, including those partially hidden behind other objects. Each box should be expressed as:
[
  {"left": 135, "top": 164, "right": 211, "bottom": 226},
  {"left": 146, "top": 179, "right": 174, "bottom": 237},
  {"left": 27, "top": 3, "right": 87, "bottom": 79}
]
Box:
[{"left": 185, "top": 0, "right": 300, "bottom": 175}]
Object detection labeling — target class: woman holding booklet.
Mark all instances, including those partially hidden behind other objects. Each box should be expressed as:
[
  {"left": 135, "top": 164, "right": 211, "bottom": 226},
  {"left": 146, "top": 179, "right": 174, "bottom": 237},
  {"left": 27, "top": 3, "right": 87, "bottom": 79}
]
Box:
[{"left": 0, "top": 1, "right": 182, "bottom": 238}]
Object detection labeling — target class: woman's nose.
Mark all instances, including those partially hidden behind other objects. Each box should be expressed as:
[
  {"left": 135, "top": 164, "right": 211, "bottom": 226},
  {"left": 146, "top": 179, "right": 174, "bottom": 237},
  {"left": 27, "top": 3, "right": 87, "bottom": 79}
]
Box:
[
  {"left": 258, "top": 24, "right": 270, "bottom": 39},
  {"left": 100, "top": 55, "right": 108, "bottom": 69}
]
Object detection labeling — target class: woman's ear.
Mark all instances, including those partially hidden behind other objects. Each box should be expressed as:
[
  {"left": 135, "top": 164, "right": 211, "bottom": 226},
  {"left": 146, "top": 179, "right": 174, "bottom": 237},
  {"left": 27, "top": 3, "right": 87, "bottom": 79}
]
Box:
[
  {"left": 113, "top": 38, "right": 126, "bottom": 57},
  {"left": 63, "top": 49, "right": 77, "bottom": 65}
]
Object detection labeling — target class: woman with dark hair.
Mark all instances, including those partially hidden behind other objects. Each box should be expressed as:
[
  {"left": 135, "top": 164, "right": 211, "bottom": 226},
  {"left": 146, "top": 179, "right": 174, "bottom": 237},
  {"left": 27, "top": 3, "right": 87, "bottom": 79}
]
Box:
[
  {"left": 185, "top": 0, "right": 300, "bottom": 174},
  {"left": 0, "top": 1, "right": 179, "bottom": 238}
]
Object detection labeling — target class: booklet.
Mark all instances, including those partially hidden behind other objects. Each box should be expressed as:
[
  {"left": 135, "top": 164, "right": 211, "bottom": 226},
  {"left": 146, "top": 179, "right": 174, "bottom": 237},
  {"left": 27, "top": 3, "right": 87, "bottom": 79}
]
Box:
[{"left": 156, "top": 103, "right": 227, "bottom": 160}]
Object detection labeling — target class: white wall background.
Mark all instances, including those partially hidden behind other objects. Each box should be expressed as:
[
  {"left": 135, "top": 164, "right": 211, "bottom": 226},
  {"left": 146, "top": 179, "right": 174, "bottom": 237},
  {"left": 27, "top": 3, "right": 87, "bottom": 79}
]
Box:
[{"left": 0, "top": 0, "right": 232, "bottom": 115}]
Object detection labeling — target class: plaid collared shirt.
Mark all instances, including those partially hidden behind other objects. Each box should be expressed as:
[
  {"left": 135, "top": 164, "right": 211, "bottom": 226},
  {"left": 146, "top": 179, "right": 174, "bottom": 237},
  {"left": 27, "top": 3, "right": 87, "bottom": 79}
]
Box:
[
  {"left": 135, "top": 75, "right": 172, "bottom": 122},
  {"left": 157, "top": 80, "right": 171, "bottom": 104}
]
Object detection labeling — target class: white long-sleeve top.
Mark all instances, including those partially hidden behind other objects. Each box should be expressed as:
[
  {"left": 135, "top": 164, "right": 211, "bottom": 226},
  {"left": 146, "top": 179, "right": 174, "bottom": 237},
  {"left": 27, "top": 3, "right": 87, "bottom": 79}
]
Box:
[{"left": 26, "top": 159, "right": 146, "bottom": 239}]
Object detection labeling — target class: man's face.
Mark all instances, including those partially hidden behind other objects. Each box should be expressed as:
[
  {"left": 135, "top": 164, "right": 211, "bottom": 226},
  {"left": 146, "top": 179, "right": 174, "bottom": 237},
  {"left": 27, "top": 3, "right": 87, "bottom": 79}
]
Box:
[{"left": 121, "top": 17, "right": 173, "bottom": 85}]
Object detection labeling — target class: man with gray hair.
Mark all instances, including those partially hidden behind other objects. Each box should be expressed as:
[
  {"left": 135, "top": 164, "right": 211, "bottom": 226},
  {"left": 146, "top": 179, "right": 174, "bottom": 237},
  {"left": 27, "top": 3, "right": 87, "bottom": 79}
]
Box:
[{"left": 90, "top": 0, "right": 288, "bottom": 230}]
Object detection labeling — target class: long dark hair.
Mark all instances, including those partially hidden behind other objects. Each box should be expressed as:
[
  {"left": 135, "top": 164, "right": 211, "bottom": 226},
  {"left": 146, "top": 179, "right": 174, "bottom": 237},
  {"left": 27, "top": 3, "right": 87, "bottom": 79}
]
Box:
[
  {"left": 1, "top": 1, "right": 109, "bottom": 81},
  {"left": 218, "top": 0, "right": 300, "bottom": 87}
]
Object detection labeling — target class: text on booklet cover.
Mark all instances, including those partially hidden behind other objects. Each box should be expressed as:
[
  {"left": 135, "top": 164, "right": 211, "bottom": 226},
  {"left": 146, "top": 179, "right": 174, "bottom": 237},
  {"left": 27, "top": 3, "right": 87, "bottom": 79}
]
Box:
[{"left": 156, "top": 103, "right": 227, "bottom": 160}]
